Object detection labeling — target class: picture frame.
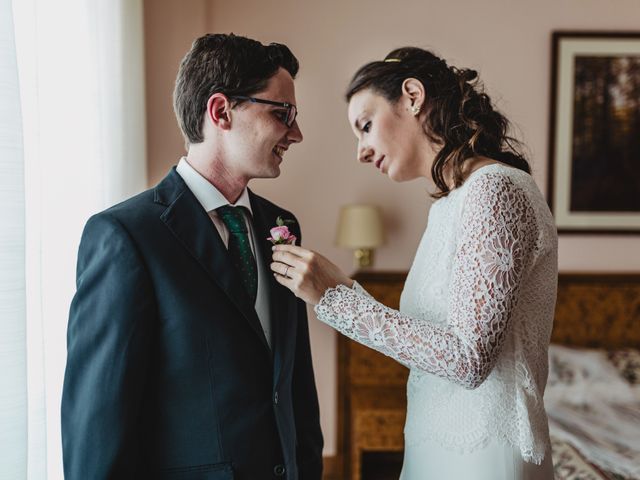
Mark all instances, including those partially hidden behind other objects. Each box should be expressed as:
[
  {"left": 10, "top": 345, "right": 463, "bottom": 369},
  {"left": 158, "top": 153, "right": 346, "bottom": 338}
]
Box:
[{"left": 548, "top": 31, "right": 640, "bottom": 234}]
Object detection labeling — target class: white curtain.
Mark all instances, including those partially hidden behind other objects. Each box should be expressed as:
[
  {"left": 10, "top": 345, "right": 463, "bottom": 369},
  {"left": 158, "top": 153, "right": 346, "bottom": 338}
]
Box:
[
  {"left": 0, "top": 0, "right": 27, "bottom": 479},
  {"left": 4, "top": 0, "right": 147, "bottom": 478}
]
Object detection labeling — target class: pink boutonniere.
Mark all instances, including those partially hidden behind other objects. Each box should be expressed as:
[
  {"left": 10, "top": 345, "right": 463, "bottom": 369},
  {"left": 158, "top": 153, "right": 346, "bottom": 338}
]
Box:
[{"left": 267, "top": 216, "right": 297, "bottom": 245}]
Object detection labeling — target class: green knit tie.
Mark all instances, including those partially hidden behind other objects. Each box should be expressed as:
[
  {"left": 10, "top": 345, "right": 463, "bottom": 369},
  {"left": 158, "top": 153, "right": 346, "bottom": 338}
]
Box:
[{"left": 217, "top": 205, "right": 258, "bottom": 304}]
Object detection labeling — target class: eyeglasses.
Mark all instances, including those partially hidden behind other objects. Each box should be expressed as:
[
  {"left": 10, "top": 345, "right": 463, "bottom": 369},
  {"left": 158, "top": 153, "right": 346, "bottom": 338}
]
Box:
[{"left": 230, "top": 96, "right": 298, "bottom": 128}]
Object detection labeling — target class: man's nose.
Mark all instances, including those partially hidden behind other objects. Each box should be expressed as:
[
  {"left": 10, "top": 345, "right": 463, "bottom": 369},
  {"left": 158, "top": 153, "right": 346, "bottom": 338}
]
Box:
[{"left": 287, "top": 121, "right": 303, "bottom": 143}]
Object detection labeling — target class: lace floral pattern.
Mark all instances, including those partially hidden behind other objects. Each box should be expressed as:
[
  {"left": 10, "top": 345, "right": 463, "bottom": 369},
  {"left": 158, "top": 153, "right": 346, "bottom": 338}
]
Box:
[
  {"left": 315, "top": 164, "right": 558, "bottom": 464},
  {"left": 355, "top": 313, "right": 399, "bottom": 350}
]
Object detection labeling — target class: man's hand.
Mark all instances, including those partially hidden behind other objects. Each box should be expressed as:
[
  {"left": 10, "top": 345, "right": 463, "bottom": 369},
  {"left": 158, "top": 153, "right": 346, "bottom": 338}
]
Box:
[{"left": 271, "top": 244, "right": 353, "bottom": 305}]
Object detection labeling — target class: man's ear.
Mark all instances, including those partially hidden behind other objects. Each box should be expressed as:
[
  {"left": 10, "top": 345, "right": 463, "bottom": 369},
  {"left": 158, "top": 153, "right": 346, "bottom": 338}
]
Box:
[
  {"left": 401, "top": 78, "right": 426, "bottom": 111},
  {"left": 206, "top": 93, "right": 232, "bottom": 130}
]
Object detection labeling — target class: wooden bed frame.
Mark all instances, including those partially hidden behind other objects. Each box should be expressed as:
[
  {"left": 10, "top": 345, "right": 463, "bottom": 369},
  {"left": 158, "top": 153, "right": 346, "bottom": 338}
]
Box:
[
  {"left": 552, "top": 273, "right": 640, "bottom": 349},
  {"left": 335, "top": 272, "right": 640, "bottom": 480}
]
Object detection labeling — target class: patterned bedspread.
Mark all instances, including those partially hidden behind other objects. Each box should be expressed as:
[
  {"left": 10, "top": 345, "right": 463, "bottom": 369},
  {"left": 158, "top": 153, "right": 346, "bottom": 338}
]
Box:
[
  {"left": 549, "top": 347, "right": 640, "bottom": 480},
  {"left": 552, "top": 437, "right": 632, "bottom": 480}
]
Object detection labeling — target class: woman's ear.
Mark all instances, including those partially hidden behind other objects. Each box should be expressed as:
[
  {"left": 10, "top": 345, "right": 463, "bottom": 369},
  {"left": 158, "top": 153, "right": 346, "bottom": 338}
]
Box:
[
  {"left": 206, "top": 93, "right": 232, "bottom": 130},
  {"left": 401, "top": 78, "right": 425, "bottom": 115}
]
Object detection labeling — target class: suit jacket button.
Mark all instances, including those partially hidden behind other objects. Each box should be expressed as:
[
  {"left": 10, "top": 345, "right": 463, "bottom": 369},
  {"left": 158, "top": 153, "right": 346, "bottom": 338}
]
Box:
[
  {"left": 274, "top": 464, "right": 285, "bottom": 476},
  {"left": 274, "top": 391, "right": 279, "bottom": 405}
]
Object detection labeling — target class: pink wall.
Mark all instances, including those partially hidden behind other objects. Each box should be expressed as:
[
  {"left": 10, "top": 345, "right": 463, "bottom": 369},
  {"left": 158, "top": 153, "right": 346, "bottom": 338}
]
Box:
[
  {"left": 144, "top": 0, "right": 640, "bottom": 456},
  {"left": 144, "top": 0, "right": 210, "bottom": 184}
]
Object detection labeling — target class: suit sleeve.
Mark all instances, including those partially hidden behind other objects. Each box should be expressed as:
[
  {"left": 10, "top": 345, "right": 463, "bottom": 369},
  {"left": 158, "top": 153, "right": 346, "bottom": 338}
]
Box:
[
  {"left": 61, "top": 213, "right": 156, "bottom": 480},
  {"left": 291, "top": 224, "right": 324, "bottom": 480}
]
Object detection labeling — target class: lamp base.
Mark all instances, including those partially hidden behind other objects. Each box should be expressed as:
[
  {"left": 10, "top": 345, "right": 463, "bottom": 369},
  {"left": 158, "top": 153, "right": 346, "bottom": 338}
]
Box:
[{"left": 354, "top": 248, "right": 373, "bottom": 268}]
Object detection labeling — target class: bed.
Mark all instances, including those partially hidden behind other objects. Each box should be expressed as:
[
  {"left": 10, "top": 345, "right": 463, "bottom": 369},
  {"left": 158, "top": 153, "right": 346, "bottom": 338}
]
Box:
[
  {"left": 335, "top": 272, "right": 640, "bottom": 480},
  {"left": 545, "top": 274, "right": 640, "bottom": 480}
]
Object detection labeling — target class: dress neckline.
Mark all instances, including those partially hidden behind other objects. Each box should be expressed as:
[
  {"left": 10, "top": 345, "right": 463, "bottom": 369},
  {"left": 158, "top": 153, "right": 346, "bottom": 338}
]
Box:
[
  {"left": 464, "top": 162, "right": 522, "bottom": 182},
  {"left": 434, "top": 163, "right": 525, "bottom": 205}
]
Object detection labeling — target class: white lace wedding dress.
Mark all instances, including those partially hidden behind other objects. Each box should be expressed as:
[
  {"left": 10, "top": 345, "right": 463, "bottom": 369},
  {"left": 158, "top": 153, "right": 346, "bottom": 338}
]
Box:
[{"left": 315, "top": 164, "right": 558, "bottom": 479}]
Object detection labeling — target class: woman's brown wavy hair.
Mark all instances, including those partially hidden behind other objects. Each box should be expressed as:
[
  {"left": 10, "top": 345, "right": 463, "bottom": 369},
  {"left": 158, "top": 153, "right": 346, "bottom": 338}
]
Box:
[{"left": 346, "top": 47, "right": 530, "bottom": 198}]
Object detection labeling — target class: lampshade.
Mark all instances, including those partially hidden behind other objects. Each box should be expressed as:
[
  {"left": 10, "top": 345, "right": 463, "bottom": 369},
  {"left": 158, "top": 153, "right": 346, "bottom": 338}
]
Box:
[{"left": 335, "top": 204, "right": 384, "bottom": 249}]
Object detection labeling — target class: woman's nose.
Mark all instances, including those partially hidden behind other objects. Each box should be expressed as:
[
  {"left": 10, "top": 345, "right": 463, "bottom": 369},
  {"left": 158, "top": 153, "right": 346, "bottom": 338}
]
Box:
[{"left": 358, "top": 145, "right": 374, "bottom": 163}]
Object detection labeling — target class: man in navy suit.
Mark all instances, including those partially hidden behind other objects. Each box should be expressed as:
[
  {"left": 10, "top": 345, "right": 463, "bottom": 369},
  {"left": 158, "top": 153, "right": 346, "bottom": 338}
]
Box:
[{"left": 61, "top": 33, "right": 323, "bottom": 480}]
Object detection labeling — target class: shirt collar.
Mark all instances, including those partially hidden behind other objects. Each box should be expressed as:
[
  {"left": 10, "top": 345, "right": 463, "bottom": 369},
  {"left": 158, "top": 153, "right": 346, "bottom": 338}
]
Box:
[{"left": 176, "top": 157, "right": 253, "bottom": 215}]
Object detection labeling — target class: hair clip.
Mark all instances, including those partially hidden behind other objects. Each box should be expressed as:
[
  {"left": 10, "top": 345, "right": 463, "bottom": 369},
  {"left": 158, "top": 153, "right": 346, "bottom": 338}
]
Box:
[{"left": 384, "top": 58, "right": 401, "bottom": 62}]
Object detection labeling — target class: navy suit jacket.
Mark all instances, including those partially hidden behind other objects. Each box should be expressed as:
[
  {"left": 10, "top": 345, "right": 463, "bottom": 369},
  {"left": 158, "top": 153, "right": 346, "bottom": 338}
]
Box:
[{"left": 61, "top": 168, "right": 323, "bottom": 480}]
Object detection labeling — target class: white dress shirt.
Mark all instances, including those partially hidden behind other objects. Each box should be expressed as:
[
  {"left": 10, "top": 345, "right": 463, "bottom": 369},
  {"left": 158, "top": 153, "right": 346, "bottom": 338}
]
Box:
[{"left": 176, "top": 157, "right": 272, "bottom": 348}]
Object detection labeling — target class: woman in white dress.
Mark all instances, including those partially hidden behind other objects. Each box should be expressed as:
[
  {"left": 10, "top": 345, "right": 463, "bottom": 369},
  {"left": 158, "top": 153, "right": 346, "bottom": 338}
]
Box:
[{"left": 270, "top": 47, "right": 557, "bottom": 480}]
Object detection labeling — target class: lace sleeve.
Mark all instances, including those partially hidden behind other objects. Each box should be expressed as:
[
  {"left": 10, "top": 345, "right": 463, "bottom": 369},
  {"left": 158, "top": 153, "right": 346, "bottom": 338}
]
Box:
[{"left": 315, "top": 174, "right": 538, "bottom": 389}]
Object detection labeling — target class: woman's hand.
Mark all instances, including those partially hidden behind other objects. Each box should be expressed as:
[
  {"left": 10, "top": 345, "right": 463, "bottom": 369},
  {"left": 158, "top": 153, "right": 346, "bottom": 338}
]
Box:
[{"left": 271, "top": 244, "right": 354, "bottom": 305}]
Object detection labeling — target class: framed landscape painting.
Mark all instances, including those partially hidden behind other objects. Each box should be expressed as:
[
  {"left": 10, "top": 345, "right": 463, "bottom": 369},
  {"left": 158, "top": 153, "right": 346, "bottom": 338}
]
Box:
[{"left": 548, "top": 31, "right": 640, "bottom": 233}]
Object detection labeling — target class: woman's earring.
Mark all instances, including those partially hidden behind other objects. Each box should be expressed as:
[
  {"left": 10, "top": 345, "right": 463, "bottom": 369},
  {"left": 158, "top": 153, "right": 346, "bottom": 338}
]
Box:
[{"left": 411, "top": 105, "right": 420, "bottom": 116}]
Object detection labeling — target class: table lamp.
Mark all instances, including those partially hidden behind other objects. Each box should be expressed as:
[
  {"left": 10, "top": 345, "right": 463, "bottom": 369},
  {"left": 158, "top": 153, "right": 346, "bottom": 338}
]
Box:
[{"left": 335, "top": 204, "right": 384, "bottom": 269}]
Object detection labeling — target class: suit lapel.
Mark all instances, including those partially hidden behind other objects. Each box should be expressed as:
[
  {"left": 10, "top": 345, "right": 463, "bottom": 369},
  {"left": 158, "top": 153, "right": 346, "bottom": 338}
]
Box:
[
  {"left": 155, "top": 169, "right": 270, "bottom": 353},
  {"left": 249, "top": 190, "right": 296, "bottom": 383}
]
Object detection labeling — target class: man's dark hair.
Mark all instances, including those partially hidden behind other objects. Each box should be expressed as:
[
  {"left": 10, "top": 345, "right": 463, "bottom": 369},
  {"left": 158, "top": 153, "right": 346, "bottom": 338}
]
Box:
[{"left": 173, "top": 33, "right": 299, "bottom": 144}]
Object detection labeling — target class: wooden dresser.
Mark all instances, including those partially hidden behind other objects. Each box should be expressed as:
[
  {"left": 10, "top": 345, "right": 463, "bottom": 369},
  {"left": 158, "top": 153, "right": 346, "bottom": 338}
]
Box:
[{"left": 337, "top": 271, "right": 408, "bottom": 480}]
